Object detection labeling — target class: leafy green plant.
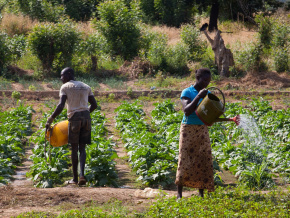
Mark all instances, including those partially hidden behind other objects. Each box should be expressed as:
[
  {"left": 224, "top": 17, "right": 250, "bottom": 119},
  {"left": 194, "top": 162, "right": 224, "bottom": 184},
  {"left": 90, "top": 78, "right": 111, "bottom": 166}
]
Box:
[
  {"left": 0, "top": 103, "right": 33, "bottom": 184},
  {"left": 94, "top": 0, "right": 141, "bottom": 60},
  {"left": 180, "top": 24, "right": 207, "bottom": 61},
  {"left": 0, "top": 32, "right": 12, "bottom": 73},
  {"left": 28, "top": 20, "right": 81, "bottom": 75},
  {"left": 11, "top": 91, "right": 21, "bottom": 100},
  {"left": 29, "top": 106, "right": 117, "bottom": 188}
]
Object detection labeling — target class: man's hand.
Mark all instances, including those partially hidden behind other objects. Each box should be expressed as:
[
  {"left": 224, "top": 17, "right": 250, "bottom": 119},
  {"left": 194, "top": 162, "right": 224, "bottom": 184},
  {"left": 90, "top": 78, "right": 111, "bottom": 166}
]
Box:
[{"left": 45, "top": 116, "right": 54, "bottom": 129}]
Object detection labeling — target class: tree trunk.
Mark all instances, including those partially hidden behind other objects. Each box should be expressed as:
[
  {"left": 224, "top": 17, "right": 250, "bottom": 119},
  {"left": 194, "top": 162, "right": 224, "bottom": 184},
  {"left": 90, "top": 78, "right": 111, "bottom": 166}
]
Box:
[
  {"left": 91, "top": 55, "right": 98, "bottom": 72},
  {"left": 202, "top": 30, "right": 234, "bottom": 77},
  {"left": 208, "top": 0, "right": 219, "bottom": 32}
]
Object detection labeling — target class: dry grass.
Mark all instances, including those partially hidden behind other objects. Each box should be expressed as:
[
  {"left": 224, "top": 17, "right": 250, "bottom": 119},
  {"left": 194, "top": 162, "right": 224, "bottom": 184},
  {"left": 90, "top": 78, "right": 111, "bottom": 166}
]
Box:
[
  {"left": 76, "top": 21, "right": 95, "bottom": 36},
  {"left": 0, "top": 13, "right": 38, "bottom": 36},
  {"left": 151, "top": 25, "right": 180, "bottom": 45}
]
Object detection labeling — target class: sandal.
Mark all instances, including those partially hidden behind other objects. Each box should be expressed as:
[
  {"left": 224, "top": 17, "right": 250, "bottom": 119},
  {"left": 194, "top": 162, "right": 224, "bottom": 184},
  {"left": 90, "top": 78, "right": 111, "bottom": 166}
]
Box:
[{"left": 78, "top": 176, "right": 86, "bottom": 186}]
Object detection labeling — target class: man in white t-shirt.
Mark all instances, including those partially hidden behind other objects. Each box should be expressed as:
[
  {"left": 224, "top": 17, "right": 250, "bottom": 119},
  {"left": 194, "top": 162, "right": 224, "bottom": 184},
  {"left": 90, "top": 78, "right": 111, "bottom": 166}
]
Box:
[{"left": 45, "top": 67, "right": 98, "bottom": 186}]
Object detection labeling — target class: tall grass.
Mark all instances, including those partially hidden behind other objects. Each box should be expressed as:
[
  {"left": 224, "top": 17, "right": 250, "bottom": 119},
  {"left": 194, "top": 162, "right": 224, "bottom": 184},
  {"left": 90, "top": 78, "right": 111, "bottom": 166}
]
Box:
[
  {"left": 102, "top": 77, "right": 127, "bottom": 90},
  {"left": 0, "top": 13, "right": 38, "bottom": 37},
  {"left": 18, "top": 78, "right": 44, "bottom": 90},
  {"left": 0, "top": 77, "right": 12, "bottom": 90}
]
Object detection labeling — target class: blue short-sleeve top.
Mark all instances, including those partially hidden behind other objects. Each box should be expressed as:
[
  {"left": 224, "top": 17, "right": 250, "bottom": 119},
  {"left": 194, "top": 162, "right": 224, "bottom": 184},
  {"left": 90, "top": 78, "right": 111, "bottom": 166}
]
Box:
[{"left": 181, "top": 85, "right": 205, "bottom": 125}]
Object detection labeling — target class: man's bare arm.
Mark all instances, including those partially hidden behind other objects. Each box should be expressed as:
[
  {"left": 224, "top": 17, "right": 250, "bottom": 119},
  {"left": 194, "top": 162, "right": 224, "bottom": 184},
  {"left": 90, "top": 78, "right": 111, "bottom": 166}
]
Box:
[{"left": 88, "top": 95, "right": 98, "bottom": 113}]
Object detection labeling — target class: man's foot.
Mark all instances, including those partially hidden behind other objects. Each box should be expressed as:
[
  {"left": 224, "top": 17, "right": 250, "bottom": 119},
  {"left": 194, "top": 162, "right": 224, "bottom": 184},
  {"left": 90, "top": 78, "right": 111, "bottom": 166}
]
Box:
[
  {"left": 78, "top": 176, "right": 86, "bottom": 186},
  {"left": 66, "top": 179, "right": 77, "bottom": 185}
]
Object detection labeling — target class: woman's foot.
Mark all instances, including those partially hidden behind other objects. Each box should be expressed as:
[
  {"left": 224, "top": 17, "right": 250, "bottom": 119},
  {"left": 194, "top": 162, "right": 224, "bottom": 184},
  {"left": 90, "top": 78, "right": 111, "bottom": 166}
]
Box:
[
  {"left": 78, "top": 176, "right": 86, "bottom": 186},
  {"left": 66, "top": 179, "right": 78, "bottom": 185}
]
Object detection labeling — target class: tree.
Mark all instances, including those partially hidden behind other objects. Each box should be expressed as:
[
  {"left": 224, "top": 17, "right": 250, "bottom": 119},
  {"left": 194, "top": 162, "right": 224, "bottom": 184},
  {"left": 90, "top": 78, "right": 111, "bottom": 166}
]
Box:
[
  {"left": 95, "top": 0, "right": 141, "bottom": 60},
  {"left": 28, "top": 21, "right": 80, "bottom": 75}
]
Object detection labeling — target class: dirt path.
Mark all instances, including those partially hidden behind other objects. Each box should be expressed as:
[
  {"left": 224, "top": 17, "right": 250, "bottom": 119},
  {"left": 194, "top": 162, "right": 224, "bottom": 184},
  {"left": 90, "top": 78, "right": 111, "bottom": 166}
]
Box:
[
  {"left": 11, "top": 142, "right": 33, "bottom": 188},
  {"left": 102, "top": 102, "right": 139, "bottom": 188}
]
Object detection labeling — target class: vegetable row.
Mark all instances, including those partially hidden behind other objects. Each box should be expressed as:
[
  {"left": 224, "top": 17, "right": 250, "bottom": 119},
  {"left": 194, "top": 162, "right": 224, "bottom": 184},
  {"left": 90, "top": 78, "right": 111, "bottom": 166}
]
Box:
[
  {"left": 0, "top": 102, "right": 33, "bottom": 185},
  {"left": 29, "top": 106, "right": 118, "bottom": 188}
]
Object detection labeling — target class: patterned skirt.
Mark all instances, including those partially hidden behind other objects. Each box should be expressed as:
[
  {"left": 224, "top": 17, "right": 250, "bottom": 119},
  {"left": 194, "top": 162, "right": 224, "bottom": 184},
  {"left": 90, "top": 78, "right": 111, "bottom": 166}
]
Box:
[{"left": 175, "top": 124, "right": 214, "bottom": 192}]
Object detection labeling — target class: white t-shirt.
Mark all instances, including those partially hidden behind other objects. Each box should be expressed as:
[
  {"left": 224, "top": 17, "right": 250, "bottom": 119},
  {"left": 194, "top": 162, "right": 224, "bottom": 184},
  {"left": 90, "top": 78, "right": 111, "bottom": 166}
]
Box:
[{"left": 59, "top": 80, "right": 93, "bottom": 119}]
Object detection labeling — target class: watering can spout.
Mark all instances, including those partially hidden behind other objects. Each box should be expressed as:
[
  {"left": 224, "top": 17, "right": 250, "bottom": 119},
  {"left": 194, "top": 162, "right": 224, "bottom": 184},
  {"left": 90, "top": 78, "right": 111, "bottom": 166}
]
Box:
[
  {"left": 228, "top": 115, "right": 240, "bottom": 126},
  {"left": 214, "top": 114, "right": 240, "bottom": 125}
]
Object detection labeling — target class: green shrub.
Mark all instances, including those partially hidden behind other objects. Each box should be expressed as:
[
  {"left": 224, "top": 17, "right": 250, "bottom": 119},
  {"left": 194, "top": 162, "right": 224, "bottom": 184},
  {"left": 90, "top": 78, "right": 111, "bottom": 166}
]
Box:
[
  {"left": 7, "top": 34, "right": 27, "bottom": 61},
  {"left": 271, "top": 20, "right": 289, "bottom": 48},
  {"left": 12, "top": 91, "right": 21, "bottom": 100},
  {"left": 255, "top": 15, "right": 273, "bottom": 49},
  {"left": 95, "top": 0, "right": 141, "bottom": 60},
  {"left": 0, "top": 32, "right": 12, "bottom": 73},
  {"left": 142, "top": 30, "right": 167, "bottom": 69},
  {"left": 233, "top": 42, "right": 262, "bottom": 73},
  {"left": 16, "top": 0, "right": 65, "bottom": 22},
  {"left": 180, "top": 24, "right": 207, "bottom": 61},
  {"left": 28, "top": 20, "right": 81, "bottom": 76},
  {"left": 164, "top": 42, "right": 189, "bottom": 75},
  {"left": 270, "top": 19, "right": 289, "bottom": 72},
  {"left": 272, "top": 46, "right": 289, "bottom": 72},
  {"left": 154, "top": 0, "right": 193, "bottom": 27},
  {"left": 75, "top": 32, "right": 110, "bottom": 72},
  {"left": 62, "top": 0, "right": 99, "bottom": 21}
]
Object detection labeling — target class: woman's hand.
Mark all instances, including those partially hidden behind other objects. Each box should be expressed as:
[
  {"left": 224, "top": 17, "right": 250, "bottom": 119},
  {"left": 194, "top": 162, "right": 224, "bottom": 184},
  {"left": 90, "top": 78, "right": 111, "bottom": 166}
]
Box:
[{"left": 197, "top": 89, "right": 208, "bottom": 99}]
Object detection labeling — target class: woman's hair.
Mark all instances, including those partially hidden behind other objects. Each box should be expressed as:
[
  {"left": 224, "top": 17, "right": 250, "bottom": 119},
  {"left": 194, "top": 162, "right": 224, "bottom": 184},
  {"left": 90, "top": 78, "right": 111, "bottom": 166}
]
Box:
[{"left": 195, "top": 68, "right": 211, "bottom": 78}]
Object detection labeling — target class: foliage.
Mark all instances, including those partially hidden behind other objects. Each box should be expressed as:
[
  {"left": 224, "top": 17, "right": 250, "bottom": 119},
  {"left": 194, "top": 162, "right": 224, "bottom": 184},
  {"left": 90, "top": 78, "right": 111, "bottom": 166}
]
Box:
[
  {"left": 16, "top": 0, "right": 65, "bottom": 22},
  {"left": 233, "top": 42, "right": 262, "bottom": 72},
  {"left": 0, "top": 102, "right": 33, "bottom": 185},
  {"left": 115, "top": 100, "right": 222, "bottom": 187},
  {"left": 94, "top": 0, "right": 141, "bottom": 60},
  {"left": 11, "top": 91, "right": 21, "bottom": 99},
  {"left": 74, "top": 31, "right": 110, "bottom": 72},
  {"left": 29, "top": 106, "right": 117, "bottom": 188},
  {"left": 211, "top": 98, "right": 289, "bottom": 190},
  {"left": 163, "top": 42, "right": 189, "bottom": 75},
  {"left": 255, "top": 15, "right": 273, "bottom": 49},
  {"left": 28, "top": 21, "right": 81, "bottom": 76},
  {"left": 0, "top": 32, "right": 11, "bottom": 73},
  {"left": 60, "top": 0, "right": 100, "bottom": 21},
  {"left": 145, "top": 187, "right": 290, "bottom": 217},
  {"left": 270, "top": 18, "right": 289, "bottom": 72},
  {"left": 180, "top": 24, "right": 207, "bottom": 61},
  {"left": 7, "top": 34, "right": 27, "bottom": 61}
]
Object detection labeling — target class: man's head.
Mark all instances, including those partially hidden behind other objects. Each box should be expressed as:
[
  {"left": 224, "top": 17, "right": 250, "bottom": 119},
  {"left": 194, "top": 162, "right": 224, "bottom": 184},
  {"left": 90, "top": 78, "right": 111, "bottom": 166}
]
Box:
[
  {"left": 60, "top": 67, "right": 75, "bottom": 84},
  {"left": 195, "top": 68, "right": 211, "bottom": 89}
]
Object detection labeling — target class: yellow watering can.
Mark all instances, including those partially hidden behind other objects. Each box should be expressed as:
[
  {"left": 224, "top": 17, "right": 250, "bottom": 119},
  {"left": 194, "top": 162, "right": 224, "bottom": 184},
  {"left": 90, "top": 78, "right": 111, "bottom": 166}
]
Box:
[
  {"left": 195, "top": 87, "right": 240, "bottom": 126},
  {"left": 45, "top": 120, "right": 69, "bottom": 147}
]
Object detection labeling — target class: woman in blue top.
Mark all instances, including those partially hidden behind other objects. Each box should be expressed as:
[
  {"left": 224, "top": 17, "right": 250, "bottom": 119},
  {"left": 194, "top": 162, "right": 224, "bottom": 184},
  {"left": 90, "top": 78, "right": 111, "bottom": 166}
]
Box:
[{"left": 175, "top": 68, "right": 214, "bottom": 199}]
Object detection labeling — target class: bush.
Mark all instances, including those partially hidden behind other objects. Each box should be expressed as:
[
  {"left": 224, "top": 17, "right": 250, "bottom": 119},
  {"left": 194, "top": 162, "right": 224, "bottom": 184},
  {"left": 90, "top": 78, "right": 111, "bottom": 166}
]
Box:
[
  {"left": 144, "top": 32, "right": 167, "bottom": 68},
  {"left": 270, "top": 18, "right": 289, "bottom": 72},
  {"left": 12, "top": 91, "right": 21, "bottom": 100},
  {"left": 154, "top": 0, "right": 193, "bottom": 27},
  {"left": 62, "top": 0, "right": 99, "bottom": 21},
  {"left": 7, "top": 34, "right": 27, "bottom": 61},
  {"left": 255, "top": 15, "right": 273, "bottom": 49},
  {"left": 16, "top": 0, "right": 65, "bottom": 22},
  {"left": 164, "top": 42, "right": 189, "bottom": 75},
  {"left": 0, "top": 32, "right": 12, "bottom": 73},
  {"left": 272, "top": 46, "right": 289, "bottom": 72},
  {"left": 28, "top": 20, "right": 81, "bottom": 76},
  {"left": 75, "top": 31, "right": 110, "bottom": 72},
  {"left": 94, "top": 0, "right": 141, "bottom": 60},
  {"left": 233, "top": 42, "right": 262, "bottom": 73},
  {"left": 180, "top": 24, "right": 207, "bottom": 61}
]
